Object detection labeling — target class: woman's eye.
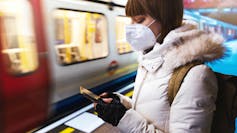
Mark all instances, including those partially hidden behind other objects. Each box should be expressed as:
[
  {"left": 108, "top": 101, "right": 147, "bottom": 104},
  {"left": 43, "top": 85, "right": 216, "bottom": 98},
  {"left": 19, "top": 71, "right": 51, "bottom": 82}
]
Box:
[{"left": 137, "top": 18, "right": 145, "bottom": 23}]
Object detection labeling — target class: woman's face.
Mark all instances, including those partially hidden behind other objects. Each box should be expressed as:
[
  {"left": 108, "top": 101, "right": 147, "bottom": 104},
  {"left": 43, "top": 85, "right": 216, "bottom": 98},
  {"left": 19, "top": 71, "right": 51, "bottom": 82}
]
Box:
[{"left": 131, "top": 15, "right": 161, "bottom": 37}]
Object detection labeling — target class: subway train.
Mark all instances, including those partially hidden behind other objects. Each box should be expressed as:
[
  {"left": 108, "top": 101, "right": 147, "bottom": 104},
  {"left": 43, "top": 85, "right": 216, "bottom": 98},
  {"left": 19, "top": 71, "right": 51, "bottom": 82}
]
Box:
[
  {"left": 184, "top": 9, "right": 237, "bottom": 41},
  {"left": 0, "top": 0, "right": 236, "bottom": 132},
  {"left": 0, "top": 0, "right": 137, "bottom": 132},
  {"left": 184, "top": 10, "right": 237, "bottom": 75}
]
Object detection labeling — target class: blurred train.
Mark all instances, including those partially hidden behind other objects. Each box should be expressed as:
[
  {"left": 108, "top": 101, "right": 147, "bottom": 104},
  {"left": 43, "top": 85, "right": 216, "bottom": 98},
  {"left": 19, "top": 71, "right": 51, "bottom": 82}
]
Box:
[
  {"left": 0, "top": 0, "right": 137, "bottom": 132},
  {"left": 184, "top": 10, "right": 237, "bottom": 75},
  {"left": 0, "top": 0, "right": 236, "bottom": 132},
  {"left": 184, "top": 10, "right": 237, "bottom": 41}
]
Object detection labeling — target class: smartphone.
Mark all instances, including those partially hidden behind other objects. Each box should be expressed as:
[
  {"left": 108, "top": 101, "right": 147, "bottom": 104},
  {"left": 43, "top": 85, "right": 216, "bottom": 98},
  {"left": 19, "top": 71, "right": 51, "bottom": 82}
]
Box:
[{"left": 79, "top": 86, "right": 100, "bottom": 103}]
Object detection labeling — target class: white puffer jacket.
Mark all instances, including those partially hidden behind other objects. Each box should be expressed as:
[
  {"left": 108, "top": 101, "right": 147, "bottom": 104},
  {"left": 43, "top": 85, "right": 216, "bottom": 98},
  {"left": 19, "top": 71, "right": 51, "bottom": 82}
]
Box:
[{"left": 116, "top": 22, "right": 225, "bottom": 133}]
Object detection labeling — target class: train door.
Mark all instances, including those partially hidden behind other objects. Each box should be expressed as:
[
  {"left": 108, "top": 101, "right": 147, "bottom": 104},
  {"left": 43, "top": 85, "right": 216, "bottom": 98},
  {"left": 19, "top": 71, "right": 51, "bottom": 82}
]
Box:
[
  {"left": 0, "top": 0, "right": 50, "bottom": 132},
  {"left": 43, "top": 0, "right": 112, "bottom": 104}
]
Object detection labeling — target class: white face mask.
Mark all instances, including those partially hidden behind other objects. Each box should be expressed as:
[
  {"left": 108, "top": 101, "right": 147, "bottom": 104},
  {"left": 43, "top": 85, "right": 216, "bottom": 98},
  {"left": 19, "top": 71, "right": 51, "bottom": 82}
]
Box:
[{"left": 125, "top": 20, "right": 161, "bottom": 51}]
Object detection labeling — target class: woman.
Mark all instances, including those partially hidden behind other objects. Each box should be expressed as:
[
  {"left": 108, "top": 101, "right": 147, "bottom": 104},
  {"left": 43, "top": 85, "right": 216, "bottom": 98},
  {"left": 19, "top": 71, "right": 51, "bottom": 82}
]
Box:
[{"left": 95, "top": 0, "right": 225, "bottom": 132}]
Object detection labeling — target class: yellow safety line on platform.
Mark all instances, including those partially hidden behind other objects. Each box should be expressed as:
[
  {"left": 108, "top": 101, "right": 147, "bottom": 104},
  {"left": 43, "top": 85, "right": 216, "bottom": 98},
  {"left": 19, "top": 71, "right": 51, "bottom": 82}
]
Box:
[
  {"left": 125, "top": 90, "right": 134, "bottom": 97},
  {"left": 60, "top": 127, "right": 75, "bottom": 133}
]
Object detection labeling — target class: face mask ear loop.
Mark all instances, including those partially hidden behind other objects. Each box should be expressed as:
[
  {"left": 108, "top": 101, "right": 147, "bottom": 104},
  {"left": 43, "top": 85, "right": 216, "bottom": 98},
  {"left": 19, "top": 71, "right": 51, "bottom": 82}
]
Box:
[
  {"left": 156, "top": 33, "right": 161, "bottom": 40},
  {"left": 147, "top": 19, "right": 156, "bottom": 27}
]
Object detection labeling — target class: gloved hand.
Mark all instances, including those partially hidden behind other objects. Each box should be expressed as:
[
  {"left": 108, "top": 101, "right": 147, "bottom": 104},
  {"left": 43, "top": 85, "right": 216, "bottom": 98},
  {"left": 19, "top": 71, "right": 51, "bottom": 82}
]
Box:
[{"left": 95, "top": 93, "right": 127, "bottom": 126}]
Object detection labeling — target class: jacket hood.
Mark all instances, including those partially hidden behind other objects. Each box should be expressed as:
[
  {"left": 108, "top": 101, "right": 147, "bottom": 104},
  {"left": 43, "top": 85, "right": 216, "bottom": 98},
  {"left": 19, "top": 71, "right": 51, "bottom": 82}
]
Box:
[{"left": 140, "top": 20, "right": 226, "bottom": 72}]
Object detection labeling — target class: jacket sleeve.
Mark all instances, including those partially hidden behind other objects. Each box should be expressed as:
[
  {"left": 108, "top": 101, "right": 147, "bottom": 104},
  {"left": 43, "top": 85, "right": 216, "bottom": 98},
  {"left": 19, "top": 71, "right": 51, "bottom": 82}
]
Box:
[
  {"left": 114, "top": 92, "right": 132, "bottom": 109},
  {"left": 169, "top": 65, "right": 218, "bottom": 133}
]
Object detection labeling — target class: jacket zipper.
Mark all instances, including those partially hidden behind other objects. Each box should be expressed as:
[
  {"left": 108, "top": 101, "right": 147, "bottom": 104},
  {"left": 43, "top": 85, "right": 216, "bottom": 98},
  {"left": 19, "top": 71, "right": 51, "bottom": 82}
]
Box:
[{"left": 133, "top": 66, "right": 148, "bottom": 110}]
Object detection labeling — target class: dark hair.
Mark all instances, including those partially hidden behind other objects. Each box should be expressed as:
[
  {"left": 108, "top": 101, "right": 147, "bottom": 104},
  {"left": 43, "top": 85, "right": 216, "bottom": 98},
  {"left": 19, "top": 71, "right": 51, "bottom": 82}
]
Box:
[{"left": 125, "top": 0, "right": 183, "bottom": 43}]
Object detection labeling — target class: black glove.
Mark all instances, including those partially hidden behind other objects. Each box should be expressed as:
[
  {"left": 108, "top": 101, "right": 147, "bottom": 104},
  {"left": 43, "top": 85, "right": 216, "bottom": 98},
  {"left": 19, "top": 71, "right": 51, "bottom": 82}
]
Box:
[{"left": 95, "top": 94, "right": 127, "bottom": 126}]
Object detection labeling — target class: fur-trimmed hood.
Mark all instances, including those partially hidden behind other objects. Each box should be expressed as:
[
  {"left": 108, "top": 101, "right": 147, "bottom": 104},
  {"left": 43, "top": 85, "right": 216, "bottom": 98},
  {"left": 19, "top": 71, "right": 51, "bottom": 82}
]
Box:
[{"left": 139, "top": 20, "right": 226, "bottom": 72}]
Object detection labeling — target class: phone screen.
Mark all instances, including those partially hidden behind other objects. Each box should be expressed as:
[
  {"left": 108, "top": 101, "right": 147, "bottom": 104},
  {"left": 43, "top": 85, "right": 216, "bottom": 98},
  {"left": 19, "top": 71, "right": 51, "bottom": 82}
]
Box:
[{"left": 80, "top": 86, "right": 100, "bottom": 102}]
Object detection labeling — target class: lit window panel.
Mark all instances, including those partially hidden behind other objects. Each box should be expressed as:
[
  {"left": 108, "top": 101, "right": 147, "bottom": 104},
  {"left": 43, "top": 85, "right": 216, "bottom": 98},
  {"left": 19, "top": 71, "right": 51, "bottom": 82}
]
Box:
[
  {"left": 0, "top": 0, "right": 38, "bottom": 75},
  {"left": 116, "top": 16, "right": 132, "bottom": 54},
  {"left": 53, "top": 10, "right": 108, "bottom": 65}
]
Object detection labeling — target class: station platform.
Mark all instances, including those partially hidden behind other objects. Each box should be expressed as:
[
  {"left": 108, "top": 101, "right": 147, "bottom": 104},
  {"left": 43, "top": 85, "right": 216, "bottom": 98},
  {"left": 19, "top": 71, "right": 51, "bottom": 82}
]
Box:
[{"left": 34, "top": 83, "right": 134, "bottom": 133}]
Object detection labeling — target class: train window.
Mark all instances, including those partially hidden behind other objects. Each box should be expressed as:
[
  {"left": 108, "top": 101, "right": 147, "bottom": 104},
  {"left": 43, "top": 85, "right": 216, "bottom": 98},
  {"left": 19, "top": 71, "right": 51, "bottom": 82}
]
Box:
[
  {"left": 227, "top": 29, "right": 234, "bottom": 36},
  {"left": 208, "top": 25, "right": 215, "bottom": 32},
  {"left": 53, "top": 10, "right": 108, "bottom": 65},
  {"left": 116, "top": 16, "right": 133, "bottom": 54},
  {"left": 215, "top": 25, "right": 223, "bottom": 34},
  {"left": 234, "top": 30, "right": 237, "bottom": 39},
  {"left": 0, "top": 0, "right": 38, "bottom": 75}
]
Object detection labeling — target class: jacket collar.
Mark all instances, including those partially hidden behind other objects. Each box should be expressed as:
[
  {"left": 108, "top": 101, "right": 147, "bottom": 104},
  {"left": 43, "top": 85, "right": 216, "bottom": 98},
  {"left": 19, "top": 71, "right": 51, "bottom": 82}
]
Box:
[{"left": 139, "top": 20, "right": 225, "bottom": 73}]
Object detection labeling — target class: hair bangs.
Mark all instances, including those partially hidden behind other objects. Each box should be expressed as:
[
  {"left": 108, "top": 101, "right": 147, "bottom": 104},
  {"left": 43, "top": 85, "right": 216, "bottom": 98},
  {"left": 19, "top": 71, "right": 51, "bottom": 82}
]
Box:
[{"left": 125, "top": 0, "right": 146, "bottom": 17}]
